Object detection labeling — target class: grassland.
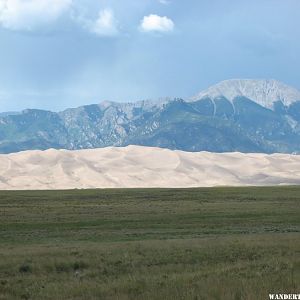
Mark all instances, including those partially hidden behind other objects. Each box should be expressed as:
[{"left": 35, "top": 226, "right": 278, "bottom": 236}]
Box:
[{"left": 0, "top": 187, "right": 299, "bottom": 300}]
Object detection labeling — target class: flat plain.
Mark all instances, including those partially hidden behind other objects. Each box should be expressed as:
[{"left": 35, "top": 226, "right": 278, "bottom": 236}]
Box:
[{"left": 0, "top": 187, "right": 299, "bottom": 299}]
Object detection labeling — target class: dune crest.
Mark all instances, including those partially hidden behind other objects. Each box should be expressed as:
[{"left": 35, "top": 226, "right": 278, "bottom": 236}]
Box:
[{"left": 0, "top": 146, "right": 299, "bottom": 190}]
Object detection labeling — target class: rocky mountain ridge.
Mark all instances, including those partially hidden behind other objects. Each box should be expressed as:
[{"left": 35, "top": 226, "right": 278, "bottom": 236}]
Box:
[
  {"left": 191, "top": 79, "right": 300, "bottom": 109},
  {"left": 0, "top": 79, "right": 299, "bottom": 154}
]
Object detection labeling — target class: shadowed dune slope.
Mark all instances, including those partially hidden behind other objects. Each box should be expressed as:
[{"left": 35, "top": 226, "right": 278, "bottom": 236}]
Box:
[{"left": 0, "top": 145, "right": 300, "bottom": 190}]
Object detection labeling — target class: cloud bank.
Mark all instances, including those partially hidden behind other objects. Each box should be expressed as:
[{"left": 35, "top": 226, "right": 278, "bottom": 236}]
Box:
[
  {"left": 0, "top": 0, "right": 72, "bottom": 31},
  {"left": 0, "top": 1, "right": 174, "bottom": 36}
]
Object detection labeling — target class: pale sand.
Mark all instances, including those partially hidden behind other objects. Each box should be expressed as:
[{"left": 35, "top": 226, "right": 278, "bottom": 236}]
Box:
[{"left": 0, "top": 145, "right": 299, "bottom": 190}]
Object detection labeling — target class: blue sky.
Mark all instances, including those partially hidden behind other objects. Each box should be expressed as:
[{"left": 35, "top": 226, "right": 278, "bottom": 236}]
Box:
[{"left": 0, "top": 0, "right": 299, "bottom": 112}]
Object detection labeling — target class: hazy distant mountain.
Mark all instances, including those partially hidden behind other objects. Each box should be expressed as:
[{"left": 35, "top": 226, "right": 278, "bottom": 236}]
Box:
[
  {"left": 0, "top": 111, "right": 20, "bottom": 117},
  {"left": 0, "top": 79, "right": 300, "bottom": 154}
]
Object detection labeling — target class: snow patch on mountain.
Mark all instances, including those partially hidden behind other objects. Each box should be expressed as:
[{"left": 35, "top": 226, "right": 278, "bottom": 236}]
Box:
[{"left": 191, "top": 79, "right": 300, "bottom": 109}]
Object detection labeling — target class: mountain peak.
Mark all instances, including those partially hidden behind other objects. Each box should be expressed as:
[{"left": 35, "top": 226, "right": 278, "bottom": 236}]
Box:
[{"left": 191, "top": 79, "right": 300, "bottom": 109}]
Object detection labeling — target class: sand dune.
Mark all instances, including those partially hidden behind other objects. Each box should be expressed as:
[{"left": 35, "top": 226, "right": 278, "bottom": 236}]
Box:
[{"left": 0, "top": 145, "right": 300, "bottom": 190}]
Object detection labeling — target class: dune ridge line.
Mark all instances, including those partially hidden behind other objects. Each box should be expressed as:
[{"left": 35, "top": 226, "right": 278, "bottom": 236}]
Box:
[{"left": 0, "top": 145, "right": 299, "bottom": 190}]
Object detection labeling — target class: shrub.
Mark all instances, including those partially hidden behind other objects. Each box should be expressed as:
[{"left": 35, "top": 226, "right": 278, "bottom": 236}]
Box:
[{"left": 19, "top": 264, "right": 32, "bottom": 273}]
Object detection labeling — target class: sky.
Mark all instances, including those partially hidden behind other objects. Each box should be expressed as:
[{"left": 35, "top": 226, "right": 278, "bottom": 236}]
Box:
[{"left": 0, "top": 0, "right": 299, "bottom": 112}]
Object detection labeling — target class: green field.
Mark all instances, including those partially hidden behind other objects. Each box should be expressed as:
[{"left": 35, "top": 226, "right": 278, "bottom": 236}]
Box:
[{"left": 0, "top": 187, "right": 299, "bottom": 300}]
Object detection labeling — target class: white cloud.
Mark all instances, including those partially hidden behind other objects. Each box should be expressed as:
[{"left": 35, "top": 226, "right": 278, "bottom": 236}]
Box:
[
  {"left": 0, "top": 0, "right": 72, "bottom": 31},
  {"left": 89, "top": 9, "right": 119, "bottom": 37},
  {"left": 140, "top": 14, "right": 174, "bottom": 33}
]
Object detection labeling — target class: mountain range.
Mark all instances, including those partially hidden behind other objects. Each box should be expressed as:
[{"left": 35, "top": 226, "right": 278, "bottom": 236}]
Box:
[{"left": 1, "top": 79, "right": 300, "bottom": 154}]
